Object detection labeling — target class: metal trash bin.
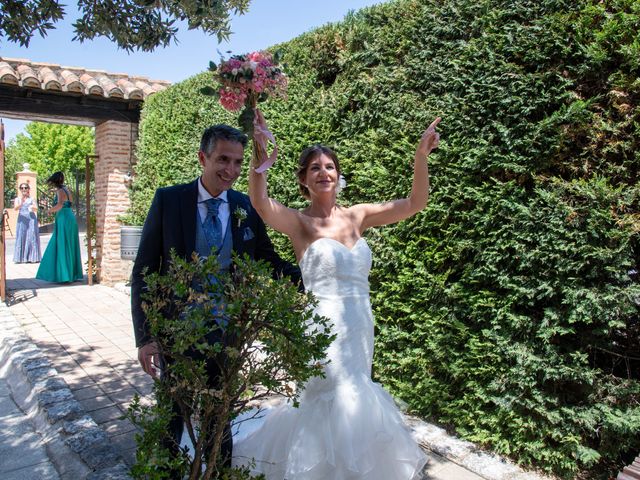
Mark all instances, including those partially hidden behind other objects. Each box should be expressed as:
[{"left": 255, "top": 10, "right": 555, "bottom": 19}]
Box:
[{"left": 120, "top": 226, "right": 143, "bottom": 260}]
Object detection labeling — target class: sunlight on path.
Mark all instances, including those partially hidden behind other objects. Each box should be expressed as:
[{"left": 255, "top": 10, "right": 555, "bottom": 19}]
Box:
[{"left": 4, "top": 241, "right": 152, "bottom": 466}]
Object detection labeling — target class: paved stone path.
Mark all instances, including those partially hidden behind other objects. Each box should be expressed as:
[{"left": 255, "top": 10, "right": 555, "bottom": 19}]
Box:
[
  {"left": 6, "top": 258, "right": 148, "bottom": 468},
  {"left": 0, "top": 375, "right": 61, "bottom": 479},
  {"left": 1, "top": 234, "right": 553, "bottom": 479}
]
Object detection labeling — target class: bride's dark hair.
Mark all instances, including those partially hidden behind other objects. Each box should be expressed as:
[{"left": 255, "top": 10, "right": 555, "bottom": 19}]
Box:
[{"left": 296, "top": 145, "right": 341, "bottom": 199}]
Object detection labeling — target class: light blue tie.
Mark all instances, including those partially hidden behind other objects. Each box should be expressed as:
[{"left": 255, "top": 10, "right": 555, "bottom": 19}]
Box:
[{"left": 203, "top": 198, "right": 224, "bottom": 252}]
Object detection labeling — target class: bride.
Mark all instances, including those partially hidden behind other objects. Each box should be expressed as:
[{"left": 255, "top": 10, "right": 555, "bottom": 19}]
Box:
[{"left": 232, "top": 112, "right": 441, "bottom": 479}]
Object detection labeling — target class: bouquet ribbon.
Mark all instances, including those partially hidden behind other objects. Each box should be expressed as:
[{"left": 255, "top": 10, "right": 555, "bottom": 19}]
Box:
[{"left": 253, "top": 108, "right": 278, "bottom": 173}]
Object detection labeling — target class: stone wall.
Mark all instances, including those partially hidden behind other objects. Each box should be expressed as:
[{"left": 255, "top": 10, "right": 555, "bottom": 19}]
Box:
[{"left": 94, "top": 120, "right": 137, "bottom": 285}]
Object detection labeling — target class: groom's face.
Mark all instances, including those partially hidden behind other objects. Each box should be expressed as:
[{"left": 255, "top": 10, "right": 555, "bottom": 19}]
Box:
[{"left": 198, "top": 139, "right": 245, "bottom": 197}]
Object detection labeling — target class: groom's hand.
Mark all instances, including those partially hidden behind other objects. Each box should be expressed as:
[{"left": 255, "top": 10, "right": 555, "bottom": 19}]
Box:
[{"left": 138, "top": 341, "right": 160, "bottom": 379}]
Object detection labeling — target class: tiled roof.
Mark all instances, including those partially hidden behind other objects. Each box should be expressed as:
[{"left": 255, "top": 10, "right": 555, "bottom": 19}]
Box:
[
  {"left": 618, "top": 454, "right": 640, "bottom": 479},
  {"left": 0, "top": 57, "right": 171, "bottom": 100}
]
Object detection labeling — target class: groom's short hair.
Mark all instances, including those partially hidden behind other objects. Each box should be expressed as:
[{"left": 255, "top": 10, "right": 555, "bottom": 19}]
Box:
[{"left": 200, "top": 124, "right": 248, "bottom": 156}]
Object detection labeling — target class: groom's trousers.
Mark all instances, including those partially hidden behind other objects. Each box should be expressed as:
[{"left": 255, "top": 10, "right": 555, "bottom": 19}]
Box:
[{"left": 160, "top": 328, "right": 233, "bottom": 469}]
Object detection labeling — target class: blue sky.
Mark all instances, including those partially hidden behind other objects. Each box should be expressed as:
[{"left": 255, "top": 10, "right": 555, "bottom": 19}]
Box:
[{"left": 1, "top": 0, "right": 383, "bottom": 142}]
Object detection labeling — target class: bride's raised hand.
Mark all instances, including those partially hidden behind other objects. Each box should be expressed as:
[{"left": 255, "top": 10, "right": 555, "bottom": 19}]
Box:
[
  {"left": 251, "top": 108, "right": 279, "bottom": 173},
  {"left": 252, "top": 109, "right": 268, "bottom": 161},
  {"left": 416, "top": 117, "right": 441, "bottom": 158},
  {"left": 253, "top": 109, "right": 268, "bottom": 143}
]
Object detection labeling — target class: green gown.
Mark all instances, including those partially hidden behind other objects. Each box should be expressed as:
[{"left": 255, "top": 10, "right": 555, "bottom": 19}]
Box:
[{"left": 36, "top": 189, "right": 83, "bottom": 283}]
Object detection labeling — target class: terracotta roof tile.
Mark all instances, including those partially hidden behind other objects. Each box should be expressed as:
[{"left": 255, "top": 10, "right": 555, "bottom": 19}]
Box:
[
  {"left": 96, "top": 75, "right": 124, "bottom": 98},
  {"left": 16, "top": 64, "right": 40, "bottom": 88},
  {"left": 117, "top": 78, "right": 143, "bottom": 100},
  {"left": 134, "top": 80, "right": 155, "bottom": 97},
  {"left": 79, "top": 73, "right": 104, "bottom": 96},
  {"left": 59, "top": 70, "right": 83, "bottom": 93},
  {"left": 0, "top": 57, "right": 170, "bottom": 100},
  {"left": 39, "top": 67, "right": 62, "bottom": 91},
  {"left": 0, "top": 63, "right": 18, "bottom": 85}
]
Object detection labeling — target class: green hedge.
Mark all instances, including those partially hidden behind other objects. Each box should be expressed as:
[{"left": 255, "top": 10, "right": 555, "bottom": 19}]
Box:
[{"left": 130, "top": 0, "right": 640, "bottom": 477}]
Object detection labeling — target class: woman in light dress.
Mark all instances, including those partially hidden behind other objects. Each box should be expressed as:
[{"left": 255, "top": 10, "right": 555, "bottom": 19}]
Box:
[
  {"left": 13, "top": 182, "right": 41, "bottom": 263},
  {"left": 232, "top": 113, "right": 441, "bottom": 480}
]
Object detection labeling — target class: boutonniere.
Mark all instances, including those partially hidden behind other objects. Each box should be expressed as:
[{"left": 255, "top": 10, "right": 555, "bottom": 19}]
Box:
[{"left": 233, "top": 206, "right": 248, "bottom": 227}]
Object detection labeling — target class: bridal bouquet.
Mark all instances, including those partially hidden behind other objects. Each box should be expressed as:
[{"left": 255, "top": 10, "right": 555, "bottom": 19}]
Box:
[
  {"left": 202, "top": 50, "right": 287, "bottom": 171},
  {"left": 211, "top": 50, "right": 287, "bottom": 113},
  {"left": 201, "top": 51, "right": 287, "bottom": 138}
]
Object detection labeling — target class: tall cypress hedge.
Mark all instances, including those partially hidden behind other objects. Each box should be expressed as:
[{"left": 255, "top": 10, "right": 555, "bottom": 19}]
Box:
[{"left": 130, "top": 0, "right": 640, "bottom": 477}]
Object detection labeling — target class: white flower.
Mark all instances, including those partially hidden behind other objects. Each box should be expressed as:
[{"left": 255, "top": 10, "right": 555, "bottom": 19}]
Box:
[
  {"left": 336, "top": 175, "right": 347, "bottom": 195},
  {"left": 234, "top": 207, "right": 248, "bottom": 227}
]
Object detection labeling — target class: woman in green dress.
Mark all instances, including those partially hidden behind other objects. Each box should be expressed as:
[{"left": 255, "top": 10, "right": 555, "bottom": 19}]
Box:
[{"left": 36, "top": 172, "right": 83, "bottom": 283}]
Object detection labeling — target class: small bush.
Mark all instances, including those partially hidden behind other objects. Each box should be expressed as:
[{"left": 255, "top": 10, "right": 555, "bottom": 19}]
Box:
[{"left": 126, "top": 252, "right": 333, "bottom": 479}]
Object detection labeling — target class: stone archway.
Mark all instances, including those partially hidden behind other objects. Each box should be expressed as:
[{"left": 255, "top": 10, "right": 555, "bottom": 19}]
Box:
[{"left": 0, "top": 57, "right": 170, "bottom": 284}]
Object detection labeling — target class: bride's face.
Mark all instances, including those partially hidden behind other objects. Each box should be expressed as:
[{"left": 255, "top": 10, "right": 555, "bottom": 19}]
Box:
[{"left": 302, "top": 154, "right": 339, "bottom": 197}]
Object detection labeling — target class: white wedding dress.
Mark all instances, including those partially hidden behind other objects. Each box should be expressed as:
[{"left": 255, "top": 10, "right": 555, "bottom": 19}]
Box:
[{"left": 232, "top": 237, "right": 427, "bottom": 479}]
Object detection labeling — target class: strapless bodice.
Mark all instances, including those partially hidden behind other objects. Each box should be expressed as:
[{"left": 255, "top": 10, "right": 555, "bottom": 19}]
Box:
[{"left": 299, "top": 237, "right": 371, "bottom": 297}]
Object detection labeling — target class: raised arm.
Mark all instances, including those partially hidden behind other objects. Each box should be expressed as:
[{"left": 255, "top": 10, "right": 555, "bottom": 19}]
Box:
[
  {"left": 356, "top": 117, "right": 441, "bottom": 230},
  {"left": 249, "top": 110, "right": 302, "bottom": 237}
]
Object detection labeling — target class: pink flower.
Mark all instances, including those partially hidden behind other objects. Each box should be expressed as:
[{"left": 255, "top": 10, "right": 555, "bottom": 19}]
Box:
[
  {"left": 219, "top": 89, "right": 246, "bottom": 111},
  {"left": 248, "top": 51, "right": 269, "bottom": 62},
  {"left": 253, "top": 79, "right": 265, "bottom": 92}
]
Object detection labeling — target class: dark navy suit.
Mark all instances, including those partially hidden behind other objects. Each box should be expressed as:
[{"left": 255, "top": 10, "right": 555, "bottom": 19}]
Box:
[
  {"left": 131, "top": 179, "right": 300, "bottom": 346},
  {"left": 131, "top": 179, "right": 300, "bottom": 465}
]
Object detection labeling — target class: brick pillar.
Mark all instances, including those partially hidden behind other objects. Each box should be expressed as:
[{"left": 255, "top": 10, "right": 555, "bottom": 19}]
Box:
[{"left": 94, "top": 120, "right": 137, "bottom": 285}]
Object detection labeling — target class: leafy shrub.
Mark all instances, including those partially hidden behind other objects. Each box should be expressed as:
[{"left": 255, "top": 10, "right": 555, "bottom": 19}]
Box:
[{"left": 126, "top": 252, "right": 333, "bottom": 479}]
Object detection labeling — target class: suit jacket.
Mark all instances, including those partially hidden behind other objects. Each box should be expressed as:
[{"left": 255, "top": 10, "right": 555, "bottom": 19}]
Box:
[{"left": 131, "top": 179, "right": 301, "bottom": 347}]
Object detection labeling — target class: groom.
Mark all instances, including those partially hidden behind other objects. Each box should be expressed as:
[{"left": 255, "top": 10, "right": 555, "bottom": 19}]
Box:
[{"left": 131, "top": 124, "right": 300, "bottom": 465}]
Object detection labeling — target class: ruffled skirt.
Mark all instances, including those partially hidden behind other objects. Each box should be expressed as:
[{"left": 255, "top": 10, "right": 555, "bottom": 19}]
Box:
[{"left": 232, "top": 293, "right": 427, "bottom": 479}]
